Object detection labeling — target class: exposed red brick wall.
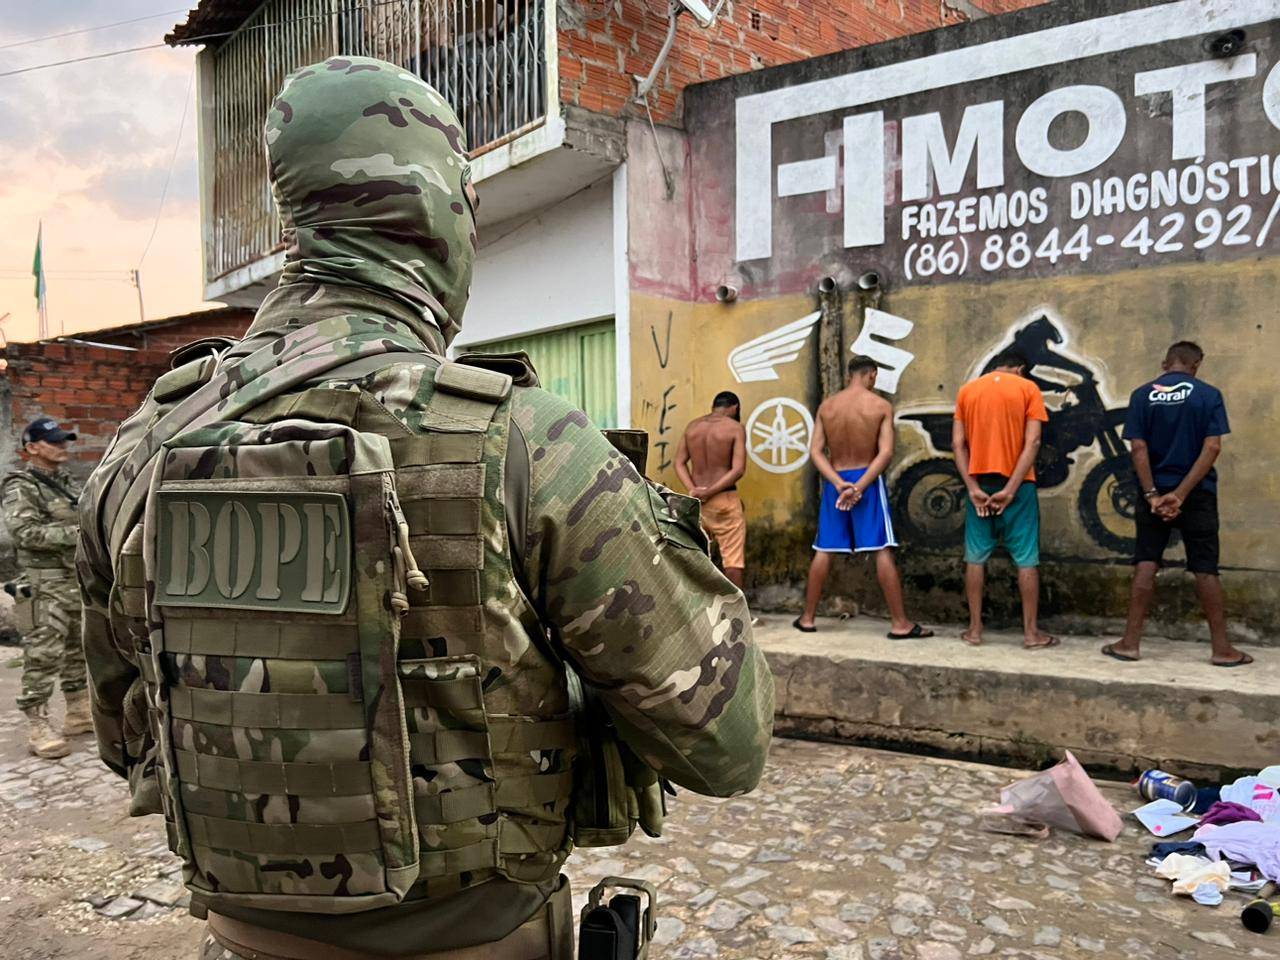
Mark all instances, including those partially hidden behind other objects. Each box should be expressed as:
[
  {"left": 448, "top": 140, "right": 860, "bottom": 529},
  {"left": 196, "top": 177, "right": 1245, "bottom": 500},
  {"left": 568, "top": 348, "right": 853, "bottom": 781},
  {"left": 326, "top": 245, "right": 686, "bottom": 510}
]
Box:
[
  {"left": 3, "top": 342, "right": 171, "bottom": 469},
  {"left": 87, "top": 308, "right": 253, "bottom": 353},
  {"left": 558, "top": 0, "right": 1050, "bottom": 123},
  {"left": 1, "top": 309, "right": 254, "bottom": 474}
]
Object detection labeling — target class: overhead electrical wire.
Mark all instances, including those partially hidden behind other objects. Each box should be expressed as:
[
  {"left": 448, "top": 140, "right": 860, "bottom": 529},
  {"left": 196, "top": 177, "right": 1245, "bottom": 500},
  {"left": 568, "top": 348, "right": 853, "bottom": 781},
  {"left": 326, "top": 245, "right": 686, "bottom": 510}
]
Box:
[
  {"left": 0, "top": 8, "right": 187, "bottom": 51},
  {"left": 0, "top": 0, "right": 419, "bottom": 78},
  {"left": 137, "top": 61, "right": 197, "bottom": 269}
]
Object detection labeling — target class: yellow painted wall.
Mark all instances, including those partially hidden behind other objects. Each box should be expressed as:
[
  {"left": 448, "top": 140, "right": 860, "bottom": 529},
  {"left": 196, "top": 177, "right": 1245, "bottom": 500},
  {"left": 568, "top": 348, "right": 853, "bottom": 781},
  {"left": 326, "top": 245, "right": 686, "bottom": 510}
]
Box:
[{"left": 631, "top": 257, "right": 1280, "bottom": 628}]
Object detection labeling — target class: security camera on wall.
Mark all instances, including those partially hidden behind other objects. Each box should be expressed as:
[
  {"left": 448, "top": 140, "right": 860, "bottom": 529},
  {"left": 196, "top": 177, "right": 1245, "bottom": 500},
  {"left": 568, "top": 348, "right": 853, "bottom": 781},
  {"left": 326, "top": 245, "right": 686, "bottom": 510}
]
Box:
[{"left": 677, "top": 0, "right": 717, "bottom": 28}]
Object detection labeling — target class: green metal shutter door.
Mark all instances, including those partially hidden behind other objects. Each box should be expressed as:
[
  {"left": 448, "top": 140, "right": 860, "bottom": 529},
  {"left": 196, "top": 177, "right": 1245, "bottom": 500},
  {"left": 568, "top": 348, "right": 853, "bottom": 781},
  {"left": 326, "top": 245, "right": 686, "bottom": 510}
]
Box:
[{"left": 471, "top": 320, "right": 617, "bottom": 428}]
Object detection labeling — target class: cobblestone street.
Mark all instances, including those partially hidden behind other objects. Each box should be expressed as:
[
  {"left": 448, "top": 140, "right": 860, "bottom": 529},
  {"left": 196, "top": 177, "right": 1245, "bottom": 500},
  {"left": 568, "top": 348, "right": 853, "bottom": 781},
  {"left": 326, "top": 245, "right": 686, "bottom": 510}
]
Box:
[{"left": 0, "top": 646, "right": 1273, "bottom": 960}]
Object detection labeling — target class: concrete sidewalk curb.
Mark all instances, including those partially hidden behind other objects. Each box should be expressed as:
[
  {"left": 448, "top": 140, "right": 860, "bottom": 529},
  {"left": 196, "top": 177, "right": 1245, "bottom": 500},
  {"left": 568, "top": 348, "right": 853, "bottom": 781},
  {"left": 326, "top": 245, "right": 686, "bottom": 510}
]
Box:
[{"left": 756, "top": 616, "right": 1277, "bottom": 780}]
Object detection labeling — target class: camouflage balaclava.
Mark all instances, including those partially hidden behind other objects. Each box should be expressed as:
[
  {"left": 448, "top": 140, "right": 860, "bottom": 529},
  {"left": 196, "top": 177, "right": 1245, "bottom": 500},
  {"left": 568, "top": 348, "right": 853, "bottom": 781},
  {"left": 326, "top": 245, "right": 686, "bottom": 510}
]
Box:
[{"left": 263, "top": 56, "right": 476, "bottom": 347}]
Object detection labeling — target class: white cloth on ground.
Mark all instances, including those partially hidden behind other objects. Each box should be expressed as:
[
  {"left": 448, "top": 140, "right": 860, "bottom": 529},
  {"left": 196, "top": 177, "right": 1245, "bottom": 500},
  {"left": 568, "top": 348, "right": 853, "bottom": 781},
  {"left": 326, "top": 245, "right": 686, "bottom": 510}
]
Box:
[
  {"left": 1154, "top": 852, "right": 1232, "bottom": 894},
  {"left": 1218, "top": 777, "right": 1280, "bottom": 821},
  {"left": 1195, "top": 820, "right": 1280, "bottom": 882}
]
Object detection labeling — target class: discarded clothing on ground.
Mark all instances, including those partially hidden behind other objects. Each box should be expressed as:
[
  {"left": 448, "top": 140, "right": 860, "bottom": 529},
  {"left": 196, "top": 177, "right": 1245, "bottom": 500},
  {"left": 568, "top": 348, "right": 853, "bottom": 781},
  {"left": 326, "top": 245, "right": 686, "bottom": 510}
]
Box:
[
  {"left": 1218, "top": 777, "right": 1280, "bottom": 821},
  {"left": 1151, "top": 840, "right": 1207, "bottom": 860},
  {"left": 1199, "top": 801, "right": 1263, "bottom": 827},
  {"left": 1195, "top": 820, "right": 1280, "bottom": 882},
  {"left": 1154, "top": 853, "right": 1232, "bottom": 895},
  {"left": 1191, "top": 882, "right": 1224, "bottom": 906},
  {"left": 996, "top": 751, "right": 1123, "bottom": 841}
]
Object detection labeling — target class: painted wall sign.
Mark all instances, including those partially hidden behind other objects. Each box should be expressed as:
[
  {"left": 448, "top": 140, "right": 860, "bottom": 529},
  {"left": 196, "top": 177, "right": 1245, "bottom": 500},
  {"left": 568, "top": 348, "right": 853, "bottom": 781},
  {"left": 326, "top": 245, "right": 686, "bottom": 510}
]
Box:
[
  {"left": 632, "top": 1, "right": 1280, "bottom": 628},
  {"left": 728, "top": 311, "right": 820, "bottom": 382},
  {"left": 733, "top": 0, "right": 1280, "bottom": 285},
  {"left": 747, "top": 397, "right": 813, "bottom": 473},
  {"left": 850, "top": 308, "right": 916, "bottom": 394}
]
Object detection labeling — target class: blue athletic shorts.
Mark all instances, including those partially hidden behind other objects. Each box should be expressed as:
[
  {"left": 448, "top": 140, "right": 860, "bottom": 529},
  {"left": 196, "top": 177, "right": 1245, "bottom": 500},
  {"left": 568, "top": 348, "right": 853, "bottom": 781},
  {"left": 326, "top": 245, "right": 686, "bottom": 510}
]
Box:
[
  {"left": 964, "top": 477, "right": 1040, "bottom": 568},
  {"left": 814, "top": 468, "right": 898, "bottom": 553}
]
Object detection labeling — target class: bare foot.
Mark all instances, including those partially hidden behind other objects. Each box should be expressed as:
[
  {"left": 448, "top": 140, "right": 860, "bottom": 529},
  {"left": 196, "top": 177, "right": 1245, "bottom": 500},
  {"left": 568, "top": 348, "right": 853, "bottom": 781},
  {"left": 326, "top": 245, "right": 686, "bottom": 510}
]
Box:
[
  {"left": 1024, "top": 632, "right": 1060, "bottom": 650},
  {"left": 962, "top": 629, "right": 983, "bottom": 646}
]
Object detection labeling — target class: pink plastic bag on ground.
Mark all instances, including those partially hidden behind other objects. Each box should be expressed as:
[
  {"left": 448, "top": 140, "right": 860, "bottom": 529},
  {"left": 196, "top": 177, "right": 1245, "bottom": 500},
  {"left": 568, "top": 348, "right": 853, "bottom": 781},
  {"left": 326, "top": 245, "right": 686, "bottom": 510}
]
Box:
[{"left": 996, "top": 751, "right": 1124, "bottom": 842}]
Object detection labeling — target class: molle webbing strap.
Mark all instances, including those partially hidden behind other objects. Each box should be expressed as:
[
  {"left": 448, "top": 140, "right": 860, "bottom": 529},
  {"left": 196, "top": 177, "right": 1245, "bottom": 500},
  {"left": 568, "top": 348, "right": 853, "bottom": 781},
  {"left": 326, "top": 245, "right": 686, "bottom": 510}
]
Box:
[
  {"left": 401, "top": 673, "right": 482, "bottom": 713},
  {"left": 174, "top": 749, "right": 372, "bottom": 797},
  {"left": 118, "top": 549, "right": 148, "bottom": 618},
  {"left": 401, "top": 499, "right": 480, "bottom": 536},
  {"left": 162, "top": 618, "right": 358, "bottom": 660},
  {"left": 413, "top": 782, "right": 496, "bottom": 824},
  {"left": 401, "top": 605, "right": 481, "bottom": 638},
  {"left": 396, "top": 463, "right": 485, "bottom": 499},
  {"left": 120, "top": 552, "right": 146, "bottom": 589},
  {"left": 498, "top": 819, "right": 571, "bottom": 856},
  {"left": 411, "top": 773, "right": 573, "bottom": 829},
  {"left": 168, "top": 687, "right": 364, "bottom": 729},
  {"left": 390, "top": 433, "right": 484, "bottom": 465},
  {"left": 422, "top": 573, "right": 481, "bottom": 608},
  {"left": 185, "top": 812, "right": 382, "bottom": 854},
  {"left": 489, "top": 718, "right": 576, "bottom": 756},
  {"left": 407, "top": 728, "right": 490, "bottom": 765},
  {"left": 239, "top": 388, "right": 361, "bottom": 426},
  {"left": 418, "top": 839, "right": 499, "bottom": 879},
  {"left": 407, "top": 718, "right": 575, "bottom": 764},
  {"left": 408, "top": 535, "right": 482, "bottom": 570}
]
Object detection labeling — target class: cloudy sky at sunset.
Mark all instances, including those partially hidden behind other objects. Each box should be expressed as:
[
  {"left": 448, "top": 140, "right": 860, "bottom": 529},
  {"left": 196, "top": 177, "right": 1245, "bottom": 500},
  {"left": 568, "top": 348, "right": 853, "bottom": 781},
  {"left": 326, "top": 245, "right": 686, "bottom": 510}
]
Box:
[{"left": 0, "top": 2, "right": 211, "bottom": 343}]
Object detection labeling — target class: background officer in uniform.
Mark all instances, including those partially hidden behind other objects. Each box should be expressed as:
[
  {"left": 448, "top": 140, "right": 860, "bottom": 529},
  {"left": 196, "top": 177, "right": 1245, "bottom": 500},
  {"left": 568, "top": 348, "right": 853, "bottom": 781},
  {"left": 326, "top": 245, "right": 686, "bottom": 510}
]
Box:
[
  {"left": 3, "top": 417, "right": 89, "bottom": 759},
  {"left": 78, "top": 59, "right": 773, "bottom": 960}
]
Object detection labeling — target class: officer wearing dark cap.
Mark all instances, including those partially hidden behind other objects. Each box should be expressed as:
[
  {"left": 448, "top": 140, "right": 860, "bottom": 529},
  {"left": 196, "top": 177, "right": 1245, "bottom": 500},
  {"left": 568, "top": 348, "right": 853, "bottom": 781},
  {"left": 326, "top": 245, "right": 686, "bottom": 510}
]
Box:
[{"left": 2, "top": 417, "right": 87, "bottom": 758}]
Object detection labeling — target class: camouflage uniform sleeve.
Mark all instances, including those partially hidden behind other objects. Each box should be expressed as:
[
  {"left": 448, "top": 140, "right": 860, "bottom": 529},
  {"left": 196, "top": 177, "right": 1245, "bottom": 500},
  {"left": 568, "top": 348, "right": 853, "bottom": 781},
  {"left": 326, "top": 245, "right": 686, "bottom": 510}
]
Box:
[
  {"left": 1, "top": 476, "right": 77, "bottom": 551},
  {"left": 76, "top": 538, "right": 136, "bottom": 780},
  {"left": 511, "top": 388, "right": 773, "bottom": 798}
]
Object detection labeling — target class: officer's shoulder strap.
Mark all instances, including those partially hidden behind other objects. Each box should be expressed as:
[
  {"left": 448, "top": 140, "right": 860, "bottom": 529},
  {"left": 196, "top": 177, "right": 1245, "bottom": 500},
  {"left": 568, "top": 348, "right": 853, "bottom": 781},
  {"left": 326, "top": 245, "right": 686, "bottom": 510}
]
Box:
[
  {"left": 152, "top": 335, "right": 237, "bottom": 404},
  {"left": 453, "top": 351, "right": 540, "bottom": 388},
  {"left": 153, "top": 355, "right": 219, "bottom": 404}
]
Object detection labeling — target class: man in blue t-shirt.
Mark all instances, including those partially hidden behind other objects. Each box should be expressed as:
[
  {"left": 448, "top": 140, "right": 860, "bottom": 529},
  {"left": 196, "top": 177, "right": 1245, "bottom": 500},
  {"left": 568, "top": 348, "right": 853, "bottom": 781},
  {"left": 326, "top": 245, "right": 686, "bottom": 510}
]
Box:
[{"left": 1101, "top": 341, "right": 1253, "bottom": 667}]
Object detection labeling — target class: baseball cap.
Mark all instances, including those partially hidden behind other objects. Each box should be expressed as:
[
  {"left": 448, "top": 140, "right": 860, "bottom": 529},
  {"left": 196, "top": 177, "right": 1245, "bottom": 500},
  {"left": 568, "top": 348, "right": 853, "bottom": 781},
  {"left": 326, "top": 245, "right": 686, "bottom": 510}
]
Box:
[{"left": 22, "top": 417, "right": 76, "bottom": 445}]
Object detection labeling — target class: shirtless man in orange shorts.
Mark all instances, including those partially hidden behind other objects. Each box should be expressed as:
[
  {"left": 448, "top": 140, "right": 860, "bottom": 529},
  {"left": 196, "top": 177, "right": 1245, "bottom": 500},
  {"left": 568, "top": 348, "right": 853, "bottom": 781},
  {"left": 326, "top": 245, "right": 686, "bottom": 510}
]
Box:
[{"left": 675, "top": 391, "right": 748, "bottom": 588}]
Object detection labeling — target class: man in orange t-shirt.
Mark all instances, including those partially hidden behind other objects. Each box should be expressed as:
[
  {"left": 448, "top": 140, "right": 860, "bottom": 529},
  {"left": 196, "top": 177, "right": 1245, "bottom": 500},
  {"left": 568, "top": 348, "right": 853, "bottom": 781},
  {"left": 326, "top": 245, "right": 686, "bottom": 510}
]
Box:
[{"left": 952, "top": 350, "right": 1054, "bottom": 649}]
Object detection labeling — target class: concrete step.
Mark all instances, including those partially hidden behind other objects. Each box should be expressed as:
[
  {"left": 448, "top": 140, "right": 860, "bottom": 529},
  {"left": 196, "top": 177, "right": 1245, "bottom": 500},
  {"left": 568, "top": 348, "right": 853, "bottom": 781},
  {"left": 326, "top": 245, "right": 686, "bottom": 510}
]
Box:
[{"left": 756, "top": 614, "right": 1277, "bottom": 782}]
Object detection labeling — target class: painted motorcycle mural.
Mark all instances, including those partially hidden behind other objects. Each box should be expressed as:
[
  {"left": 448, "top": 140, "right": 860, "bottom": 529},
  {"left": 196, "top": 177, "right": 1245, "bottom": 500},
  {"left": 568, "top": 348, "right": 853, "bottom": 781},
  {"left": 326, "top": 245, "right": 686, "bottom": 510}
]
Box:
[{"left": 892, "top": 316, "right": 1139, "bottom": 555}]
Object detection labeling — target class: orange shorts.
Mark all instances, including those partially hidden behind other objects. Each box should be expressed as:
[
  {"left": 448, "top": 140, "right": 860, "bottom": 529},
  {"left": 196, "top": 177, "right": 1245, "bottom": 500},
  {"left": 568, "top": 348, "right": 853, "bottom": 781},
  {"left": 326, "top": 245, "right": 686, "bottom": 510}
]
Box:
[{"left": 701, "top": 491, "right": 746, "bottom": 569}]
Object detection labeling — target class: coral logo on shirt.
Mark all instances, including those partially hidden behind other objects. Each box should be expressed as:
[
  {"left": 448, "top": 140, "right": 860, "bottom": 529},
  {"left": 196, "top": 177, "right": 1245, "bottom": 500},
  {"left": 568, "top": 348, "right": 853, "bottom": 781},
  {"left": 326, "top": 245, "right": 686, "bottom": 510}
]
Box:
[{"left": 1149, "top": 381, "right": 1194, "bottom": 403}]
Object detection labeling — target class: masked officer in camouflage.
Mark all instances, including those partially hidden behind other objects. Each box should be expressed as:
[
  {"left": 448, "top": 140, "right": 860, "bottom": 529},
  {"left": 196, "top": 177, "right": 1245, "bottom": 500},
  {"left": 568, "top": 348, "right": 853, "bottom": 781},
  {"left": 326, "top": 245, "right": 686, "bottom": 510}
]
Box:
[
  {"left": 77, "top": 58, "right": 773, "bottom": 960},
  {"left": 3, "top": 417, "right": 90, "bottom": 759}
]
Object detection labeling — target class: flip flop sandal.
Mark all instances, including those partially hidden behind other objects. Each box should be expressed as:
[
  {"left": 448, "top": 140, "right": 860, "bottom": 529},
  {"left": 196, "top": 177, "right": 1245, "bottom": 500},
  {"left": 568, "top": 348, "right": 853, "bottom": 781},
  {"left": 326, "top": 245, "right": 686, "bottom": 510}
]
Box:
[
  {"left": 1101, "top": 643, "right": 1140, "bottom": 663},
  {"left": 1024, "top": 636, "right": 1060, "bottom": 650},
  {"left": 1213, "top": 653, "right": 1255, "bottom": 667},
  {"left": 888, "top": 623, "right": 935, "bottom": 640},
  {"left": 792, "top": 617, "right": 817, "bottom": 633}
]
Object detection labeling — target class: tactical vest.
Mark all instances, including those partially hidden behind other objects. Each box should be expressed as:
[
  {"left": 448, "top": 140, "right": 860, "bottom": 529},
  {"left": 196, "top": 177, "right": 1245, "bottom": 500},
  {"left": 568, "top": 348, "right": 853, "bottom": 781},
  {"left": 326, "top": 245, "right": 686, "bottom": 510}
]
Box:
[
  {"left": 3, "top": 469, "right": 78, "bottom": 571},
  {"left": 109, "top": 321, "right": 577, "bottom": 915}
]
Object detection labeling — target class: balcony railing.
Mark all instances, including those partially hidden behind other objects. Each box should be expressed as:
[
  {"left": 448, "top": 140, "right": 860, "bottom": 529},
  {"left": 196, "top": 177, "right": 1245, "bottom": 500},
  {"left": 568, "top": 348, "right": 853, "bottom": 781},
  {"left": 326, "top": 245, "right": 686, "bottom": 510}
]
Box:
[{"left": 205, "top": 0, "right": 549, "bottom": 284}]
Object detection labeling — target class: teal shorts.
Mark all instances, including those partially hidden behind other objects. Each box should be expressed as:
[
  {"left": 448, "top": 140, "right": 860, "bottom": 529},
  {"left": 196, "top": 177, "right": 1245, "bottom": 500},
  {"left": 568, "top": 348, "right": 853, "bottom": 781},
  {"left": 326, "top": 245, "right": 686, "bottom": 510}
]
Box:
[{"left": 964, "top": 477, "right": 1040, "bottom": 568}]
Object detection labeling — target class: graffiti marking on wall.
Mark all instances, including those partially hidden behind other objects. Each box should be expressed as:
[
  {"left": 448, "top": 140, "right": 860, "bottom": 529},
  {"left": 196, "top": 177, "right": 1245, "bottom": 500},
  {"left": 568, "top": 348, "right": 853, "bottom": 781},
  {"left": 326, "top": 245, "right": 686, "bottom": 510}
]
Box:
[
  {"left": 747, "top": 397, "right": 813, "bottom": 474},
  {"left": 650, "top": 312, "right": 673, "bottom": 369},
  {"left": 728, "top": 311, "right": 821, "bottom": 383},
  {"left": 654, "top": 384, "right": 678, "bottom": 472},
  {"left": 849, "top": 308, "right": 916, "bottom": 394}
]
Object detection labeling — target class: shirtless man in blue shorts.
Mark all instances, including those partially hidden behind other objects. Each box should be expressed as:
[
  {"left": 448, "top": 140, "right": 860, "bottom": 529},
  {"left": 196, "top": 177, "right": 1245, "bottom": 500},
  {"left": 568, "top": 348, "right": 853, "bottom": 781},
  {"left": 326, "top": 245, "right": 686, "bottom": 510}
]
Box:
[{"left": 794, "top": 356, "right": 932, "bottom": 638}]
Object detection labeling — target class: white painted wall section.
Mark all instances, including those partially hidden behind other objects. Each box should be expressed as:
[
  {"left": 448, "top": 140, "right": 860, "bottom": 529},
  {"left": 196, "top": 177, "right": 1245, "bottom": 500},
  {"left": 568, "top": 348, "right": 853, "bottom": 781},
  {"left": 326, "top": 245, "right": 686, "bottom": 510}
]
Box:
[
  {"left": 455, "top": 178, "right": 615, "bottom": 348},
  {"left": 612, "top": 163, "right": 632, "bottom": 428}
]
